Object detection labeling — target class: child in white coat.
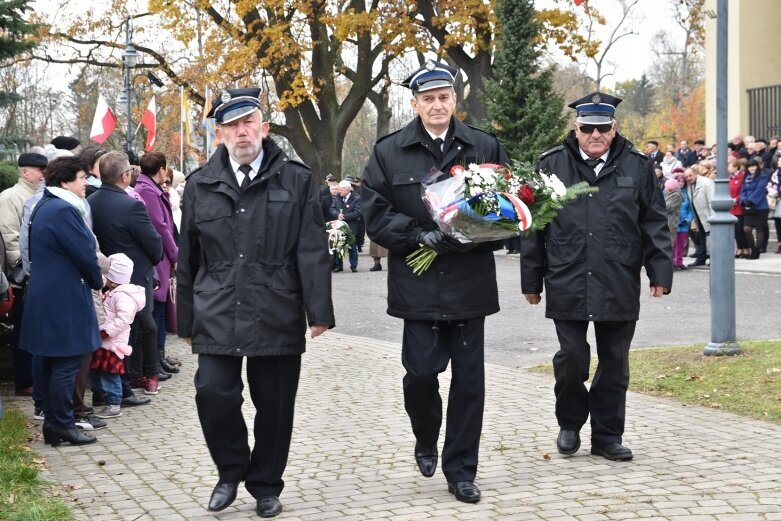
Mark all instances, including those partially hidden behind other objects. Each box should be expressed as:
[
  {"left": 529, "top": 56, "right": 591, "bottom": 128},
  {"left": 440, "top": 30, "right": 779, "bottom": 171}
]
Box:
[{"left": 89, "top": 253, "right": 146, "bottom": 418}]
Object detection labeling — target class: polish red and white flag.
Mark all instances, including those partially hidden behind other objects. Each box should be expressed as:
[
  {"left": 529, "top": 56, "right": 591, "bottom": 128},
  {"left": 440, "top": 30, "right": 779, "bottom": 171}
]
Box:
[
  {"left": 140, "top": 96, "right": 156, "bottom": 151},
  {"left": 89, "top": 94, "right": 117, "bottom": 144}
]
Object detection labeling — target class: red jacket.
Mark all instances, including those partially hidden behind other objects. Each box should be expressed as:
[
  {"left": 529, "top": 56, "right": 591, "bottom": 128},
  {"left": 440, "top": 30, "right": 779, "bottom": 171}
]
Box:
[{"left": 729, "top": 170, "right": 745, "bottom": 216}]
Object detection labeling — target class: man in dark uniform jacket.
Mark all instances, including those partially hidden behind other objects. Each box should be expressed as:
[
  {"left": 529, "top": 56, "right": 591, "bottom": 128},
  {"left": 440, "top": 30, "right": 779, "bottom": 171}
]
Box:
[
  {"left": 177, "top": 88, "right": 334, "bottom": 518},
  {"left": 362, "top": 60, "right": 508, "bottom": 504},
  {"left": 330, "top": 180, "right": 362, "bottom": 272},
  {"left": 521, "top": 92, "right": 673, "bottom": 462}
]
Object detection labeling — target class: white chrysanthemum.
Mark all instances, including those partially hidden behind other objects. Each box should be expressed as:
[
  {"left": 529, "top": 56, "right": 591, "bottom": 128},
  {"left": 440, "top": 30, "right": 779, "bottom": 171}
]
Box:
[{"left": 468, "top": 163, "right": 481, "bottom": 173}]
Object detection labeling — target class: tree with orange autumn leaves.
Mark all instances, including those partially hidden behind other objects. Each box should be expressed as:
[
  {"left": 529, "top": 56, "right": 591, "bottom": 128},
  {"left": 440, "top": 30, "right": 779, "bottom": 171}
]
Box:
[{"left": 30, "top": 1, "right": 598, "bottom": 180}]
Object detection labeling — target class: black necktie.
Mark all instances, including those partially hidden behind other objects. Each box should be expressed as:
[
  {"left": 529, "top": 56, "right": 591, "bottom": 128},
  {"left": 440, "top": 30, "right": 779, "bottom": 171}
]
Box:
[
  {"left": 433, "top": 138, "right": 444, "bottom": 161},
  {"left": 238, "top": 164, "right": 252, "bottom": 191},
  {"left": 585, "top": 157, "right": 603, "bottom": 170}
]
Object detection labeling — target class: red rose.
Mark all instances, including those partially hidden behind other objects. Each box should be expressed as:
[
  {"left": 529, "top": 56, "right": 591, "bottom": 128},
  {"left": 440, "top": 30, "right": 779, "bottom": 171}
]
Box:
[
  {"left": 519, "top": 185, "right": 535, "bottom": 205},
  {"left": 450, "top": 165, "right": 465, "bottom": 176},
  {"left": 504, "top": 172, "right": 512, "bottom": 180}
]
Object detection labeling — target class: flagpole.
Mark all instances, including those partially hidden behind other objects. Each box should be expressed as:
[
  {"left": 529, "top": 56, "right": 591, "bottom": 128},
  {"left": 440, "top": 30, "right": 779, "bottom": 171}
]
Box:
[
  {"left": 205, "top": 86, "right": 212, "bottom": 159},
  {"left": 180, "top": 86, "right": 185, "bottom": 173}
]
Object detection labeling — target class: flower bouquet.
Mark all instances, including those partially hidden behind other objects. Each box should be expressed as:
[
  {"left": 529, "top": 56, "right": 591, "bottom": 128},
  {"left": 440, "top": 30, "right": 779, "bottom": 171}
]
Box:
[
  {"left": 407, "top": 161, "right": 597, "bottom": 274},
  {"left": 326, "top": 219, "right": 356, "bottom": 260}
]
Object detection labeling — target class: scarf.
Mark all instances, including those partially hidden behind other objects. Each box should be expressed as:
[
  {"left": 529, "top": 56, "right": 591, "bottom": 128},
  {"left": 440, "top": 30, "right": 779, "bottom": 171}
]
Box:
[{"left": 47, "top": 186, "right": 88, "bottom": 218}]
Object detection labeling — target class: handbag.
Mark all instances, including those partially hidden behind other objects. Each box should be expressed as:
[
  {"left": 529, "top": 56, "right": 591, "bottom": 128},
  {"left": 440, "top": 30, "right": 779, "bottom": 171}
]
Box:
[
  {"left": 166, "top": 276, "right": 177, "bottom": 334},
  {"left": 741, "top": 200, "right": 755, "bottom": 214},
  {"left": 7, "top": 258, "right": 26, "bottom": 286}
]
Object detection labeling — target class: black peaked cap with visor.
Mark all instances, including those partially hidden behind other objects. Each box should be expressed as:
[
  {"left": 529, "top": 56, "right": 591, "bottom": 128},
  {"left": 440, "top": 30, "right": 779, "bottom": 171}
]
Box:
[
  {"left": 568, "top": 91, "right": 622, "bottom": 125},
  {"left": 401, "top": 60, "right": 458, "bottom": 94},
  {"left": 207, "top": 87, "right": 263, "bottom": 124}
]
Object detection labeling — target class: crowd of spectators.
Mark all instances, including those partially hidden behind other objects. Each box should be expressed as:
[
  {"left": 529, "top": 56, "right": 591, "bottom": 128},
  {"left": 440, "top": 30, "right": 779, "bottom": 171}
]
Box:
[
  {"left": 0, "top": 137, "right": 184, "bottom": 444},
  {"left": 653, "top": 134, "right": 780, "bottom": 268}
]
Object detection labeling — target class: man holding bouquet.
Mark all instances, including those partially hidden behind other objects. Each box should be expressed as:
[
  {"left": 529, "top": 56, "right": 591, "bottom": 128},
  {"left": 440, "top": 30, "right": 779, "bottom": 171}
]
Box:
[
  {"left": 521, "top": 92, "right": 673, "bottom": 462},
  {"left": 361, "top": 59, "right": 508, "bottom": 504}
]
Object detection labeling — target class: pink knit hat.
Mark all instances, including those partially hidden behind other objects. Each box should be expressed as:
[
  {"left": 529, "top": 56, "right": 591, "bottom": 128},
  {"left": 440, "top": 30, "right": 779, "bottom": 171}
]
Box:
[
  {"left": 664, "top": 178, "right": 680, "bottom": 192},
  {"left": 107, "top": 253, "right": 134, "bottom": 285}
]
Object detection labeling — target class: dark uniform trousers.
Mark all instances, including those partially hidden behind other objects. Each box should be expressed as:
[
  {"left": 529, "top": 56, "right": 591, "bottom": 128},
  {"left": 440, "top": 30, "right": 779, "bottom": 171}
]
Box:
[
  {"left": 402, "top": 318, "right": 485, "bottom": 483},
  {"left": 195, "top": 353, "right": 301, "bottom": 498},
  {"left": 552, "top": 320, "right": 636, "bottom": 445},
  {"left": 34, "top": 354, "right": 83, "bottom": 428}
]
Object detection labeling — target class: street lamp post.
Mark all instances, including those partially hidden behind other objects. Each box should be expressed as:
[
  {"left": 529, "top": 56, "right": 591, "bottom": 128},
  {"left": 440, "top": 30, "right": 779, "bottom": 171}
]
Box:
[
  {"left": 704, "top": 0, "right": 740, "bottom": 356},
  {"left": 120, "top": 18, "right": 139, "bottom": 155}
]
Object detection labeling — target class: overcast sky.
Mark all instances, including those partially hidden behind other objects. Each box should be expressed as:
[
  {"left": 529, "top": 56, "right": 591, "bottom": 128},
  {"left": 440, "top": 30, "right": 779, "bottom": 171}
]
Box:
[{"left": 32, "top": 0, "right": 676, "bottom": 90}]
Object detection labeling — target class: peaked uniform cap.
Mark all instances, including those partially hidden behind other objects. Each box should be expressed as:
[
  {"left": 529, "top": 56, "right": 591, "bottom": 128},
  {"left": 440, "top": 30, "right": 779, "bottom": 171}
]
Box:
[
  {"left": 568, "top": 91, "right": 622, "bottom": 125},
  {"left": 207, "top": 87, "right": 263, "bottom": 124},
  {"left": 402, "top": 60, "right": 458, "bottom": 93}
]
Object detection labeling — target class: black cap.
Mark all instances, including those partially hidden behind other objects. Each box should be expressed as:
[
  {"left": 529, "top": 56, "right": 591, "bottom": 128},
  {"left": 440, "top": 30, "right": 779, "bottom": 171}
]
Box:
[
  {"left": 568, "top": 92, "right": 622, "bottom": 124},
  {"left": 325, "top": 174, "right": 336, "bottom": 181},
  {"left": 207, "top": 87, "right": 262, "bottom": 124},
  {"left": 401, "top": 60, "right": 458, "bottom": 94},
  {"left": 17, "top": 152, "right": 48, "bottom": 168},
  {"left": 51, "top": 136, "right": 81, "bottom": 151}
]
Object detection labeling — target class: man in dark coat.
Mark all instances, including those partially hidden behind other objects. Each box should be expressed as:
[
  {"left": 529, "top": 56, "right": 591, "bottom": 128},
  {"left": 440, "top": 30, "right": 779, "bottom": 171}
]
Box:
[
  {"left": 361, "top": 60, "right": 508, "bottom": 504},
  {"left": 89, "top": 151, "right": 164, "bottom": 395},
  {"left": 330, "top": 179, "right": 362, "bottom": 272},
  {"left": 177, "top": 87, "right": 334, "bottom": 518},
  {"left": 521, "top": 92, "right": 673, "bottom": 462}
]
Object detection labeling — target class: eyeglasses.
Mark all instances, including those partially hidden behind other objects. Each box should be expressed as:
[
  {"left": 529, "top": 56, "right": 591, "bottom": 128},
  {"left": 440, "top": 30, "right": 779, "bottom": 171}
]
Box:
[
  {"left": 121, "top": 167, "right": 135, "bottom": 177},
  {"left": 578, "top": 123, "right": 612, "bottom": 134}
]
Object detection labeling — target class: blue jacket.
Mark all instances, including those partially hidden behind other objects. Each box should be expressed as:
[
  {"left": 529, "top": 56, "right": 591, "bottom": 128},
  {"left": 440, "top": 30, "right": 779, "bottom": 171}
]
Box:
[
  {"left": 20, "top": 190, "right": 103, "bottom": 357},
  {"left": 739, "top": 170, "right": 770, "bottom": 210},
  {"left": 678, "top": 187, "right": 693, "bottom": 232}
]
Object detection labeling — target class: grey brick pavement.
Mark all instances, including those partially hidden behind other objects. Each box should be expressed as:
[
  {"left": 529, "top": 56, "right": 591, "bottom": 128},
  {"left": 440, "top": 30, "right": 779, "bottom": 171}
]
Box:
[{"left": 5, "top": 333, "right": 781, "bottom": 520}]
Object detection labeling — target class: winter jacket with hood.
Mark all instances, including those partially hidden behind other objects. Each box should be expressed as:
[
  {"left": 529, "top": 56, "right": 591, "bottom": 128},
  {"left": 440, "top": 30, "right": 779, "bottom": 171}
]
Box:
[{"left": 100, "top": 283, "right": 146, "bottom": 358}]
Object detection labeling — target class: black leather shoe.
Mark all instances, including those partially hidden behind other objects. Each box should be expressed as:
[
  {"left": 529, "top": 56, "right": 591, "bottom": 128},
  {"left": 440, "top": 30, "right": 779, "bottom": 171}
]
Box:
[
  {"left": 556, "top": 429, "right": 581, "bottom": 455},
  {"left": 414, "top": 443, "right": 437, "bottom": 477},
  {"left": 591, "top": 442, "right": 633, "bottom": 461},
  {"left": 350, "top": 266, "right": 357, "bottom": 272},
  {"left": 333, "top": 267, "right": 343, "bottom": 273},
  {"left": 121, "top": 394, "right": 151, "bottom": 406},
  {"left": 161, "top": 359, "right": 180, "bottom": 373},
  {"left": 256, "top": 496, "right": 282, "bottom": 518},
  {"left": 369, "top": 264, "right": 382, "bottom": 271},
  {"left": 447, "top": 481, "right": 481, "bottom": 503},
  {"left": 207, "top": 482, "right": 239, "bottom": 512},
  {"left": 43, "top": 426, "right": 97, "bottom": 447}
]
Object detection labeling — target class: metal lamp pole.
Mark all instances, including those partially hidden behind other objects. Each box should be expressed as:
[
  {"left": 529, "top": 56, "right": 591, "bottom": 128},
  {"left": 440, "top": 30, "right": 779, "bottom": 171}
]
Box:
[
  {"left": 121, "top": 18, "right": 139, "bottom": 155},
  {"left": 704, "top": 0, "right": 740, "bottom": 356}
]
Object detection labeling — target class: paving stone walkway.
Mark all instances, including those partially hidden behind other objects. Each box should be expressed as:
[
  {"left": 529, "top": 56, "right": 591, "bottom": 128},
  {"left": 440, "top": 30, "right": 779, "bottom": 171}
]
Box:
[{"left": 5, "top": 333, "right": 781, "bottom": 520}]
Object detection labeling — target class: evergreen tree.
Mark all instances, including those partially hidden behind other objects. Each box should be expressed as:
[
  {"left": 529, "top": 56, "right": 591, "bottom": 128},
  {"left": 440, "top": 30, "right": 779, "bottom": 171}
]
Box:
[
  {"left": 0, "top": 0, "right": 38, "bottom": 151},
  {"left": 481, "top": 0, "right": 566, "bottom": 164}
]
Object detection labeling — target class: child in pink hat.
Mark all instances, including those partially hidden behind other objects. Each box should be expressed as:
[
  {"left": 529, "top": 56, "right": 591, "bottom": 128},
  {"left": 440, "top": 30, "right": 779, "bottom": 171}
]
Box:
[{"left": 89, "top": 253, "right": 146, "bottom": 418}]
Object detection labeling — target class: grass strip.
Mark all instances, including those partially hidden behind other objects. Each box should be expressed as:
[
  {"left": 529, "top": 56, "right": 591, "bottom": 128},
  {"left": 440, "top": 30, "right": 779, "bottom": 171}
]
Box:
[
  {"left": 0, "top": 407, "right": 73, "bottom": 521},
  {"left": 530, "top": 340, "right": 781, "bottom": 422}
]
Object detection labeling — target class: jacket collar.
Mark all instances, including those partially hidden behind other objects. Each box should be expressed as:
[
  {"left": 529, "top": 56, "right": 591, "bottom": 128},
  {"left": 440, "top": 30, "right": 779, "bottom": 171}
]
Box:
[
  {"left": 136, "top": 174, "right": 163, "bottom": 193},
  {"left": 98, "top": 182, "right": 129, "bottom": 195},
  {"left": 396, "top": 117, "right": 475, "bottom": 148}
]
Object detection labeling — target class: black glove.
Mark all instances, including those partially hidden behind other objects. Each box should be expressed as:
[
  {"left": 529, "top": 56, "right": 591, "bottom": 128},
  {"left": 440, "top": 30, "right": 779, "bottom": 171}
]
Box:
[
  {"left": 442, "top": 235, "right": 476, "bottom": 253},
  {"left": 416, "top": 230, "right": 450, "bottom": 255}
]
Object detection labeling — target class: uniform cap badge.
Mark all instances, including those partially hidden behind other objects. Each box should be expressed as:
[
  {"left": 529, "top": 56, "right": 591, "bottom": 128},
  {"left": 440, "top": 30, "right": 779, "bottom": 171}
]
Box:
[
  {"left": 592, "top": 94, "right": 601, "bottom": 104},
  {"left": 220, "top": 91, "right": 232, "bottom": 103}
]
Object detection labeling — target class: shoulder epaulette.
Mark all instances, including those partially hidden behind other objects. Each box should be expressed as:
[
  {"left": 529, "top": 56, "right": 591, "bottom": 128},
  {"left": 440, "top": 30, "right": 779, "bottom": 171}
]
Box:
[
  {"left": 629, "top": 147, "right": 647, "bottom": 158},
  {"left": 185, "top": 165, "right": 205, "bottom": 180},
  {"left": 375, "top": 127, "right": 403, "bottom": 145},
  {"left": 284, "top": 158, "right": 311, "bottom": 171},
  {"left": 538, "top": 145, "right": 565, "bottom": 160},
  {"left": 467, "top": 124, "right": 498, "bottom": 138}
]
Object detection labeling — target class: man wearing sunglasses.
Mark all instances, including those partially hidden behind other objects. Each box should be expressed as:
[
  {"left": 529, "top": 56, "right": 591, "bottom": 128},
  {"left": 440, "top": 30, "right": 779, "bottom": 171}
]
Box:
[{"left": 521, "top": 91, "right": 673, "bottom": 462}]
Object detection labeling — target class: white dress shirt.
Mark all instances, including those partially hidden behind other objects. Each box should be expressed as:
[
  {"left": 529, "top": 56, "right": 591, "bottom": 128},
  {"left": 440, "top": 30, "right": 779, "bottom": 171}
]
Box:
[
  {"left": 228, "top": 152, "right": 264, "bottom": 187},
  {"left": 578, "top": 148, "right": 610, "bottom": 175}
]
